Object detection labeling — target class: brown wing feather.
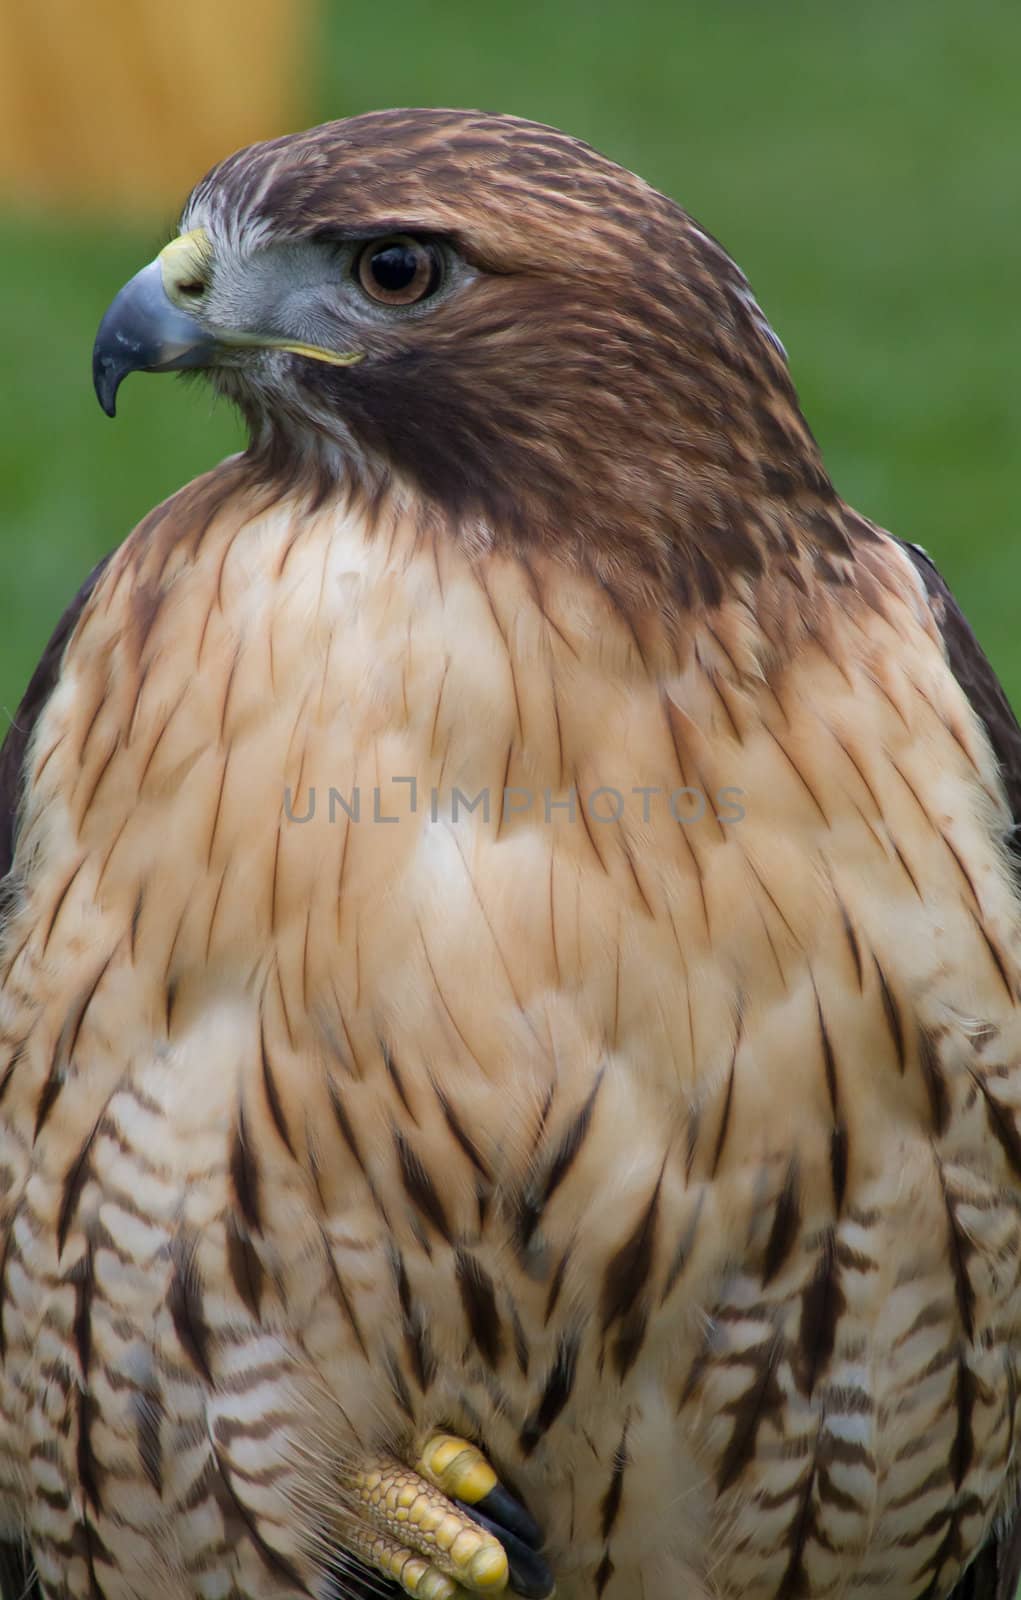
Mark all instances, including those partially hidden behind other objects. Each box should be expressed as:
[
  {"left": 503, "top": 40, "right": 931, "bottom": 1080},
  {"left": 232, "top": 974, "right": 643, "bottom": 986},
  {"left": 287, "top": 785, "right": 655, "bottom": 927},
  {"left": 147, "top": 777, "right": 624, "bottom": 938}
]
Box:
[
  {"left": 900, "top": 538, "right": 1021, "bottom": 1600},
  {"left": 900, "top": 539, "right": 1021, "bottom": 866},
  {"left": 0, "top": 1536, "right": 38, "bottom": 1600},
  {"left": 0, "top": 557, "right": 110, "bottom": 881},
  {"left": 946, "top": 1530, "right": 1021, "bottom": 1600}
]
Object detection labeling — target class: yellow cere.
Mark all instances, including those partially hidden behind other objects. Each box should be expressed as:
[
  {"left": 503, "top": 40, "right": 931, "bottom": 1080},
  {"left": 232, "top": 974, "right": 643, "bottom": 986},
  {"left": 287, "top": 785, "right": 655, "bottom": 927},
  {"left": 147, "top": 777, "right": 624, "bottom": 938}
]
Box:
[{"left": 158, "top": 228, "right": 214, "bottom": 304}]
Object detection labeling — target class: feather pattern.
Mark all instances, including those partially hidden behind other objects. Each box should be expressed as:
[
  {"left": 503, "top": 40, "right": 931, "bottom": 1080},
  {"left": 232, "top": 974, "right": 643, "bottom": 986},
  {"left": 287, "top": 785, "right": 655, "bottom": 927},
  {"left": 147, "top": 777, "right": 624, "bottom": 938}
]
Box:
[{"left": 0, "top": 109, "right": 1019, "bottom": 1600}]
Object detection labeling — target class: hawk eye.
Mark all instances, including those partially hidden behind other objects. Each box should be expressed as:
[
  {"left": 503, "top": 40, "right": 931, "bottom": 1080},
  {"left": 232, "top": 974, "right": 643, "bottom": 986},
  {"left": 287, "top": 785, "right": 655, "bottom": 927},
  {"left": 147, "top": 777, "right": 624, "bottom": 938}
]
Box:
[{"left": 356, "top": 236, "right": 441, "bottom": 306}]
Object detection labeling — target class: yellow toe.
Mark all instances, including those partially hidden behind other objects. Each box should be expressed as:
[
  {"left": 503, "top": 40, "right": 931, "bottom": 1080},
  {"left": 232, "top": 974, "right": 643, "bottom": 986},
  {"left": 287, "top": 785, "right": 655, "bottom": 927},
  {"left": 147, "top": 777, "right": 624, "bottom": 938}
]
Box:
[
  {"left": 467, "top": 1542, "right": 511, "bottom": 1591},
  {"left": 418, "top": 1431, "right": 499, "bottom": 1506},
  {"left": 344, "top": 1529, "right": 460, "bottom": 1600},
  {"left": 349, "top": 1454, "right": 509, "bottom": 1595}
]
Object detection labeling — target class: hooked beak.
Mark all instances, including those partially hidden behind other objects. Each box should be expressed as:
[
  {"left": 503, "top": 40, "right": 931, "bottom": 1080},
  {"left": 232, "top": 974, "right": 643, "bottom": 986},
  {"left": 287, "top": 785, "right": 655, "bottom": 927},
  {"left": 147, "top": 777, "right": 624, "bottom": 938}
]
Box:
[
  {"left": 92, "top": 230, "right": 218, "bottom": 416},
  {"left": 92, "top": 226, "right": 364, "bottom": 418}
]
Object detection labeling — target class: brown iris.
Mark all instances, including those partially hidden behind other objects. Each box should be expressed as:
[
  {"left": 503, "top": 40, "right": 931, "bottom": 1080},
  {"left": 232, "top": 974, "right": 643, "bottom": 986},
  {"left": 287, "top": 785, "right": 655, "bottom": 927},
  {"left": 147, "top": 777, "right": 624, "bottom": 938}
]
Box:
[{"left": 356, "top": 236, "right": 441, "bottom": 306}]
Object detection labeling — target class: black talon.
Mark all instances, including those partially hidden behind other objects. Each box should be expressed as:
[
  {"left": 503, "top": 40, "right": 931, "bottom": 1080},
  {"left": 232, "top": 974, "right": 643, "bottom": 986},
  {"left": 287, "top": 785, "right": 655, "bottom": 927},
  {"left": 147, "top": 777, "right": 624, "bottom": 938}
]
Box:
[
  {"left": 469, "top": 1483, "right": 544, "bottom": 1549},
  {"left": 455, "top": 1500, "right": 555, "bottom": 1599}
]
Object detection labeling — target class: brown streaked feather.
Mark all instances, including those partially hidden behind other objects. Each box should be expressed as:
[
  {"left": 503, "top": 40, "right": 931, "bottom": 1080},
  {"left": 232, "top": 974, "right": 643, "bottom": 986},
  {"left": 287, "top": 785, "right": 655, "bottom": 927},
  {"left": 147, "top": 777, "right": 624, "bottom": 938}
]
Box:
[
  {"left": 901, "top": 538, "right": 1021, "bottom": 869},
  {"left": 4, "top": 108, "right": 1021, "bottom": 1600},
  {"left": 0, "top": 556, "right": 110, "bottom": 881}
]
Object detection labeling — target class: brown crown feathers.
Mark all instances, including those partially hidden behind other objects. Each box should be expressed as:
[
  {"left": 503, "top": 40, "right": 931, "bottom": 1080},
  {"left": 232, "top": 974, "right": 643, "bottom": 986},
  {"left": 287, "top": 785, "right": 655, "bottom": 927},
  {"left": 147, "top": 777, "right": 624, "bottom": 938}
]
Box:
[{"left": 181, "top": 107, "right": 860, "bottom": 612}]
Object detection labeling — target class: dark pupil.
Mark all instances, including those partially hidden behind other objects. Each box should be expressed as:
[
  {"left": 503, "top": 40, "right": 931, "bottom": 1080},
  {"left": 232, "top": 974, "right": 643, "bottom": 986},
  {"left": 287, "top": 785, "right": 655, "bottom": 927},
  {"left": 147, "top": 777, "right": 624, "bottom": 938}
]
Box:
[{"left": 371, "top": 244, "right": 419, "bottom": 292}]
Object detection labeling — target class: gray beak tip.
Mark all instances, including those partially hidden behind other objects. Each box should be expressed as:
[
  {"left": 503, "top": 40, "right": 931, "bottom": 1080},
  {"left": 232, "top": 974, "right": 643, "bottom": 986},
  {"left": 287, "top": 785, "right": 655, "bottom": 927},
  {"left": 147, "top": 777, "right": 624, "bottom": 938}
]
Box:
[
  {"left": 92, "top": 344, "right": 122, "bottom": 418},
  {"left": 91, "top": 258, "right": 215, "bottom": 417}
]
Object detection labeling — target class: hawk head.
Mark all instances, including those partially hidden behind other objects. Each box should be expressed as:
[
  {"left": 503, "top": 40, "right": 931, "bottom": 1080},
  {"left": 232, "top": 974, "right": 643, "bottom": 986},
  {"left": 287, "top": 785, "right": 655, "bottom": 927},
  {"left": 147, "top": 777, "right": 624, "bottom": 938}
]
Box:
[{"left": 93, "top": 108, "right": 849, "bottom": 604}]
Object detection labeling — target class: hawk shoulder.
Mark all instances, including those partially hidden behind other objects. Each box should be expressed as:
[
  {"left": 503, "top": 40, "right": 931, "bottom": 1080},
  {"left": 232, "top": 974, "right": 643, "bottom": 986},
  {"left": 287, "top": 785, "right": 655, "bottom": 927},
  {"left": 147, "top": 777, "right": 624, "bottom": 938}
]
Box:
[{"left": 898, "top": 538, "right": 1021, "bottom": 857}]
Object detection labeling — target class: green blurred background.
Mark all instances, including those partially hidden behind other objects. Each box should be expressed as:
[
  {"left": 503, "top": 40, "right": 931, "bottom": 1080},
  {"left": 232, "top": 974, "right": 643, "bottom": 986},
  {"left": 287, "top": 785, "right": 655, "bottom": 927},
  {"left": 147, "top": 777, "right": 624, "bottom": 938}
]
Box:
[{"left": 2, "top": 0, "right": 1020, "bottom": 722}]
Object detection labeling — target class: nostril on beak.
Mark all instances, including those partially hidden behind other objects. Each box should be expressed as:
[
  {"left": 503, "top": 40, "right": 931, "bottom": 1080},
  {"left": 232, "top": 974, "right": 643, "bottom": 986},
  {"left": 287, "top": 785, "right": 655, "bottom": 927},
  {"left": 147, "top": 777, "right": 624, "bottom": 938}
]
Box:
[{"left": 158, "top": 227, "right": 213, "bottom": 309}]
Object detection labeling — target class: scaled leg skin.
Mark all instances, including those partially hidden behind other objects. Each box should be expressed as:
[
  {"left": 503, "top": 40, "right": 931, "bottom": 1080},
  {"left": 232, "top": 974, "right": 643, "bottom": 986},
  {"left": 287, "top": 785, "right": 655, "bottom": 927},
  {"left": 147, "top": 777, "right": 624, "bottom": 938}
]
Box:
[{"left": 343, "top": 1432, "right": 555, "bottom": 1600}]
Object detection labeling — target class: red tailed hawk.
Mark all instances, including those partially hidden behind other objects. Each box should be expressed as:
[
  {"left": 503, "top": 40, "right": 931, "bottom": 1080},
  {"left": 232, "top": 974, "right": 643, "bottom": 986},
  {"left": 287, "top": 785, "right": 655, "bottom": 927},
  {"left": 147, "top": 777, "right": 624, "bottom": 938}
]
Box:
[{"left": 1, "top": 108, "right": 1020, "bottom": 1600}]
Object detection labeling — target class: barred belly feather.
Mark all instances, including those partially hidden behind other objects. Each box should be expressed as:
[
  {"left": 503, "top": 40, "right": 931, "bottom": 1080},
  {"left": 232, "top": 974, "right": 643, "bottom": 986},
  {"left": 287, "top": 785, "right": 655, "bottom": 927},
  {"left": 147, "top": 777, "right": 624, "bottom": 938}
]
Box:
[{"left": 0, "top": 467, "right": 1019, "bottom": 1599}]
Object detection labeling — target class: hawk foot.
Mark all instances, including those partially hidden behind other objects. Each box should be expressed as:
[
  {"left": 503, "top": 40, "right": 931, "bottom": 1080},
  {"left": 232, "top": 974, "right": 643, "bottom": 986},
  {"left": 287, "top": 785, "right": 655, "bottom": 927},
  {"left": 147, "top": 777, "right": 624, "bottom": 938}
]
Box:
[{"left": 346, "top": 1432, "right": 554, "bottom": 1600}]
